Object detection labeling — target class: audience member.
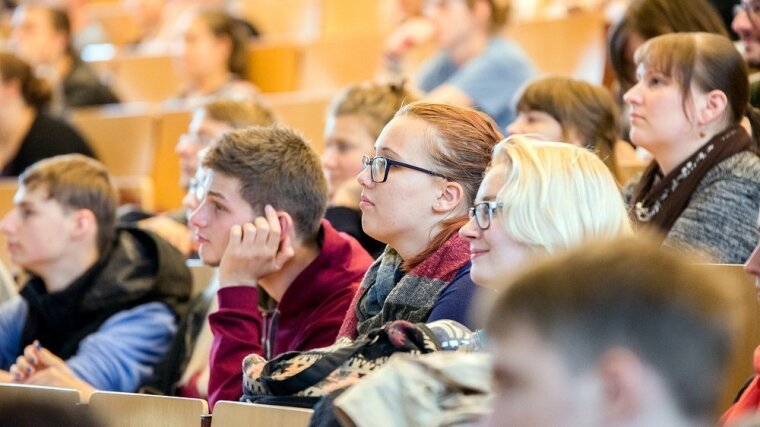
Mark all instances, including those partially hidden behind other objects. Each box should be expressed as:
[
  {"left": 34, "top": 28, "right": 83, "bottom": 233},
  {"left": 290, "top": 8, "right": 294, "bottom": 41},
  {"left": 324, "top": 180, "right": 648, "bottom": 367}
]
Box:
[
  {"left": 338, "top": 102, "right": 500, "bottom": 338},
  {"left": 187, "top": 126, "right": 373, "bottom": 407},
  {"left": 0, "top": 52, "right": 95, "bottom": 177},
  {"left": 484, "top": 237, "right": 737, "bottom": 427},
  {"left": 0, "top": 155, "right": 191, "bottom": 401},
  {"left": 721, "top": 210, "right": 760, "bottom": 425},
  {"left": 175, "top": 9, "right": 259, "bottom": 107},
  {"left": 625, "top": 32, "right": 760, "bottom": 263},
  {"left": 322, "top": 81, "right": 417, "bottom": 258},
  {"left": 608, "top": 0, "right": 728, "bottom": 95},
  {"left": 9, "top": 5, "right": 119, "bottom": 116},
  {"left": 507, "top": 76, "right": 642, "bottom": 183},
  {"left": 416, "top": 0, "right": 535, "bottom": 129},
  {"left": 732, "top": 0, "right": 760, "bottom": 108}
]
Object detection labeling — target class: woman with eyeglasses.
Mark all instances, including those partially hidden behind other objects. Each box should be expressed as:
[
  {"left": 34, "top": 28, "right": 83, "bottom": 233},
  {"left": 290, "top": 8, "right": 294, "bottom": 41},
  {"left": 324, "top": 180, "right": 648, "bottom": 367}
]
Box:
[
  {"left": 624, "top": 32, "right": 760, "bottom": 264},
  {"left": 460, "top": 135, "right": 632, "bottom": 292},
  {"left": 338, "top": 102, "right": 501, "bottom": 338}
]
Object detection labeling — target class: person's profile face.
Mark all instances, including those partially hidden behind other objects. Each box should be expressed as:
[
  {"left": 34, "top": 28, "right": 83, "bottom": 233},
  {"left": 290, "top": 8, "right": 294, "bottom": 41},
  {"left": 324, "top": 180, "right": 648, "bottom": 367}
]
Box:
[
  {"left": 486, "top": 323, "right": 603, "bottom": 427},
  {"left": 0, "top": 185, "right": 77, "bottom": 274},
  {"left": 732, "top": 1, "right": 760, "bottom": 67},
  {"left": 187, "top": 170, "right": 256, "bottom": 267},
  {"left": 10, "top": 7, "right": 62, "bottom": 67},
  {"left": 507, "top": 110, "right": 564, "bottom": 142},
  {"left": 459, "top": 165, "right": 530, "bottom": 288},
  {"left": 322, "top": 114, "right": 376, "bottom": 200},
  {"left": 356, "top": 115, "right": 446, "bottom": 247}
]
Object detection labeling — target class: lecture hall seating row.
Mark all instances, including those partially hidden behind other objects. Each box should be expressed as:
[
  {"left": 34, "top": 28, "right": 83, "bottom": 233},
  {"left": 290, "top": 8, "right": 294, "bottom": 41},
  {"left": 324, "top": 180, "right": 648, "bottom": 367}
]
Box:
[{"left": 0, "top": 264, "right": 755, "bottom": 425}]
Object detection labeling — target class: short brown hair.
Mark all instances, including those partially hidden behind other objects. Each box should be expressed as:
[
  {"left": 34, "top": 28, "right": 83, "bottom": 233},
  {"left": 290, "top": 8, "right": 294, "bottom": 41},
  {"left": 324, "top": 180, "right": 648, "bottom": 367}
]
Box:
[
  {"left": 20, "top": 155, "right": 118, "bottom": 254},
  {"left": 202, "top": 99, "right": 276, "bottom": 129},
  {"left": 396, "top": 102, "right": 502, "bottom": 269},
  {"left": 486, "top": 237, "right": 735, "bottom": 420},
  {"left": 203, "top": 126, "right": 327, "bottom": 240},
  {"left": 516, "top": 76, "right": 620, "bottom": 176}
]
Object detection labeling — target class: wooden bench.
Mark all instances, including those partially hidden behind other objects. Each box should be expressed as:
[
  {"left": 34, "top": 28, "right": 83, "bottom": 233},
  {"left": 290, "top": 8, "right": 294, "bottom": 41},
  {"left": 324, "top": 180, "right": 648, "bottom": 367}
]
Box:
[
  {"left": 89, "top": 391, "right": 208, "bottom": 427},
  {"left": 212, "top": 401, "right": 313, "bottom": 427}
]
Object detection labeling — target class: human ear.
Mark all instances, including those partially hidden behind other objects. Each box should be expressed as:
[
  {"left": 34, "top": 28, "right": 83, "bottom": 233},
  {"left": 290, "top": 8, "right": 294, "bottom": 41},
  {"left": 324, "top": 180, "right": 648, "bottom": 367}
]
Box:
[
  {"left": 433, "top": 181, "right": 464, "bottom": 214},
  {"left": 71, "top": 209, "right": 97, "bottom": 240},
  {"left": 696, "top": 90, "right": 728, "bottom": 127},
  {"left": 597, "top": 347, "right": 645, "bottom": 424}
]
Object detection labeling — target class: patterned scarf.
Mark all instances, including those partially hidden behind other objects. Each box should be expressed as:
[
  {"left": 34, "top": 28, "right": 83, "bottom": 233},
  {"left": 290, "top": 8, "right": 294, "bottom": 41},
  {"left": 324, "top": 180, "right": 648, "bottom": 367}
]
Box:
[
  {"left": 340, "top": 233, "right": 470, "bottom": 338},
  {"left": 631, "top": 125, "right": 751, "bottom": 238}
]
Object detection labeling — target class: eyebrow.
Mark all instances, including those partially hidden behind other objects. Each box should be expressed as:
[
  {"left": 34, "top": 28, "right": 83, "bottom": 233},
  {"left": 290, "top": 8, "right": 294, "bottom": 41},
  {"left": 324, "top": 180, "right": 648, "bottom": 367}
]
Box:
[
  {"left": 378, "top": 146, "right": 401, "bottom": 158},
  {"left": 205, "top": 190, "right": 227, "bottom": 201}
]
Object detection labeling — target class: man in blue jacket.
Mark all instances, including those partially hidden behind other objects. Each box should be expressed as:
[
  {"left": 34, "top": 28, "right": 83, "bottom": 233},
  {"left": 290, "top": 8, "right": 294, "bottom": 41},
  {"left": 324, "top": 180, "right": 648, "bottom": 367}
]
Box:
[{"left": 0, "top": 154, "right": 190, "bottom": 400}]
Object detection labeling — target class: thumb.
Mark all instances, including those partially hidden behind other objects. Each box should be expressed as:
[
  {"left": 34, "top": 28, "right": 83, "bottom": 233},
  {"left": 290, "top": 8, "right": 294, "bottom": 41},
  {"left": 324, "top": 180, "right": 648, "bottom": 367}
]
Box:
[{"left": 36, "top": 347, "right": 65, "bottom": 369}]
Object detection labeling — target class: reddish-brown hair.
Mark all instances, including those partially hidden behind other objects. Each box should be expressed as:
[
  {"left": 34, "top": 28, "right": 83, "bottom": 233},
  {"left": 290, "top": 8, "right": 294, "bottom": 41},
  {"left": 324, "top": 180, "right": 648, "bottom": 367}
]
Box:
[{"left": 396, "top": 102, "right": 503, "bottom": 269}]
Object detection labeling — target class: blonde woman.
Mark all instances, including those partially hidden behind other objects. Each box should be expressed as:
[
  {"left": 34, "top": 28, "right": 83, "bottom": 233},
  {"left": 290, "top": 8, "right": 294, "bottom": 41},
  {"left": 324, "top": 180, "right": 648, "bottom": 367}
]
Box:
[{"left": 461, "top": 135, "right": 632, "bottom": 289}]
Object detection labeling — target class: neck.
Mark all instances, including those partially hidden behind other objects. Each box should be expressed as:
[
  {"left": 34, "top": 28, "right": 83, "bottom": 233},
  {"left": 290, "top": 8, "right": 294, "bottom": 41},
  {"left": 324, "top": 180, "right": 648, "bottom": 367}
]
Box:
[
  {"left": 36, "top": 244, "right": 100, "bottom": 293},
  {"left": 448, "top": 30, "right": 489, "bottom": 65},
  {"left": 190, "top": 70, "right": 232, "bottom": 96},
  {"left": 651, "top": 126, "right": 726, "bottom": 175},
  {"left": 258, "top": 240, "right": 320, "bottom": 302},
  {"left": 390, "top": 221, "right": 445, "bottom": 263}
]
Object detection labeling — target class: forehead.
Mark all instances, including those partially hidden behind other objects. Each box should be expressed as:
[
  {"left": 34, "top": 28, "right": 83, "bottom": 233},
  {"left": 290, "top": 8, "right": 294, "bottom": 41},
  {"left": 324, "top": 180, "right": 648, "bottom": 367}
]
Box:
[
  {"left": 375, "top": 115, "right": 431, "bottom": 161},
  {"left": 206, "top": 170, "right": 251, "bottom": 209},
  {"left": 14, "top": 184, "right": 54, "bottom": 206},
  {"left": 476, "top": 165, "right": 507, "bottom": 201}
]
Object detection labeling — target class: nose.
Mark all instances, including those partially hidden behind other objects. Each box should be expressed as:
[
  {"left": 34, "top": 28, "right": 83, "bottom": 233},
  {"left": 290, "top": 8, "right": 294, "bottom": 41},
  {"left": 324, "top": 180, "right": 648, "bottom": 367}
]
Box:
[
  {"left": 733, "top": 7, "right": 752, "bottom": 35},
  {"left": 357, "top": 160, "right": 374, "bottom": 188},
  {"left": 622, "top": 81, "right": 642, "bottom": 106},
  {"left": 0, "top": 209, "right": 17, "bottom": 236},
  {"left": 321, "top": 147, "right": 337, "bottom": 170},
  {"left": 175, "top": 136, "right": 198, "bottom": 158},
  {"left": 458, "top": 215, "right": 482, "bottom": 241},
  {"left": 506, "top": 117, "right": 525, "bottom": 136},
  {"left": 187, "top": 202, "right": 207, "bottom": 230}
]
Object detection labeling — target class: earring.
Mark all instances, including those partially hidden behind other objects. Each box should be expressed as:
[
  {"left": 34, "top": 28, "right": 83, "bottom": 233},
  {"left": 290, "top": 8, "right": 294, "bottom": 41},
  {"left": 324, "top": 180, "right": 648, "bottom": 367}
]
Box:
[{"left": 699, "top": 130, "right": 706, "bottom": 139}]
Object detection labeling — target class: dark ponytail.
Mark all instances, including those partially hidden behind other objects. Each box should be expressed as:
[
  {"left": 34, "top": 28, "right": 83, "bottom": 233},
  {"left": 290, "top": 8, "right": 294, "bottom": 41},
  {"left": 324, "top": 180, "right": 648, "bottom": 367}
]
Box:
[{"left": 0, "top": 52, "right": 52, "bottom": 110}]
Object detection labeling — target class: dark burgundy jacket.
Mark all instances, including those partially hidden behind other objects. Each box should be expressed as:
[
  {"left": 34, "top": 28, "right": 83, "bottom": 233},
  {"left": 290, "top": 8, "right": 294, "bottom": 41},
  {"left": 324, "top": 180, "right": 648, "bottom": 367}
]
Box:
[{"left": 207, "top": 220, "right": 372, "bottom": 408}]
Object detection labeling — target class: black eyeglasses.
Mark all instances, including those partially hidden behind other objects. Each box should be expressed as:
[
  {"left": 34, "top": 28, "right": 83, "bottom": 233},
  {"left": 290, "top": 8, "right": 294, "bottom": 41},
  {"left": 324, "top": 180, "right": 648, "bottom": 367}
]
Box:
[
  {"left": 361, "top": 155, "right": 448, "bottom": 183},
  {"left": 468, "top": 201, "right": 503, "bottom": 230},
  {"left": 735, "top": 0, "right": 760, "bottom": 18}
]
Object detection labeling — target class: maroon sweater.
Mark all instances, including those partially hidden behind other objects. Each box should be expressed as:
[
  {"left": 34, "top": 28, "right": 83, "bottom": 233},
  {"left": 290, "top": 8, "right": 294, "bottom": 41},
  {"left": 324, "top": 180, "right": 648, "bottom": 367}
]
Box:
[{"left": 207, "top": 220, "right": 373, "bottom": 408}]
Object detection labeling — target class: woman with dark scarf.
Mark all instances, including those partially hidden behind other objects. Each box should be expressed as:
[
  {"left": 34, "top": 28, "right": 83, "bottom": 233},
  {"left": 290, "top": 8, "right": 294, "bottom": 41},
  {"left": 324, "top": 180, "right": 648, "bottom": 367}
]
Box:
[{"left": 624, "top": 32, "right": 760, "bottom": 264}]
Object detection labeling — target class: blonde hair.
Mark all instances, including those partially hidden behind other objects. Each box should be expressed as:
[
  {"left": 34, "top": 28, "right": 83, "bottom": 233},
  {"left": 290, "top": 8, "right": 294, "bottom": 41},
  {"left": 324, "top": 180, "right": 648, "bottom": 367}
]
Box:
[{"left": 491, "top": 136, "right": 632, "bottom": 255}]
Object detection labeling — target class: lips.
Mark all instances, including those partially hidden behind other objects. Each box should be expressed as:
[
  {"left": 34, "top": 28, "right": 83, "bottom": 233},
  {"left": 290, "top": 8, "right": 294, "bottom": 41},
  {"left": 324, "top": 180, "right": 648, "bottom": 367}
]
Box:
[
  {"left": 470, "top": 248, "right": 488, "bottom": 259},
  {"left": 359, "top": 194, "right": 374, "bottom": 209},
  {"left": 629, "top": 112, "right": 644, "bottom": 122},
  {"left": 196, "top": 234, "right": 209, "bottom": 244}
]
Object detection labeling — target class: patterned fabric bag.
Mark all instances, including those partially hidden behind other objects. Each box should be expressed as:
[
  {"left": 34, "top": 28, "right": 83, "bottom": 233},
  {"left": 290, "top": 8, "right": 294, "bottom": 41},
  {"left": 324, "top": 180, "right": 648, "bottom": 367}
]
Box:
[{"left": 241, "top": 319, "right": 473, "bottom": 403}]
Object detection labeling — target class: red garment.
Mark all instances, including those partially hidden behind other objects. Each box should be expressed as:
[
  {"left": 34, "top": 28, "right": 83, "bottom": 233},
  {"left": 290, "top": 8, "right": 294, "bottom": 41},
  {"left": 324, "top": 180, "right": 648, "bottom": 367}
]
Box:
[
  {"left": 207, "top": 220, "right": 372, "bottom": 408},
  {"left": 721, "top": 345, "right": 760, "bottom": 425}
]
